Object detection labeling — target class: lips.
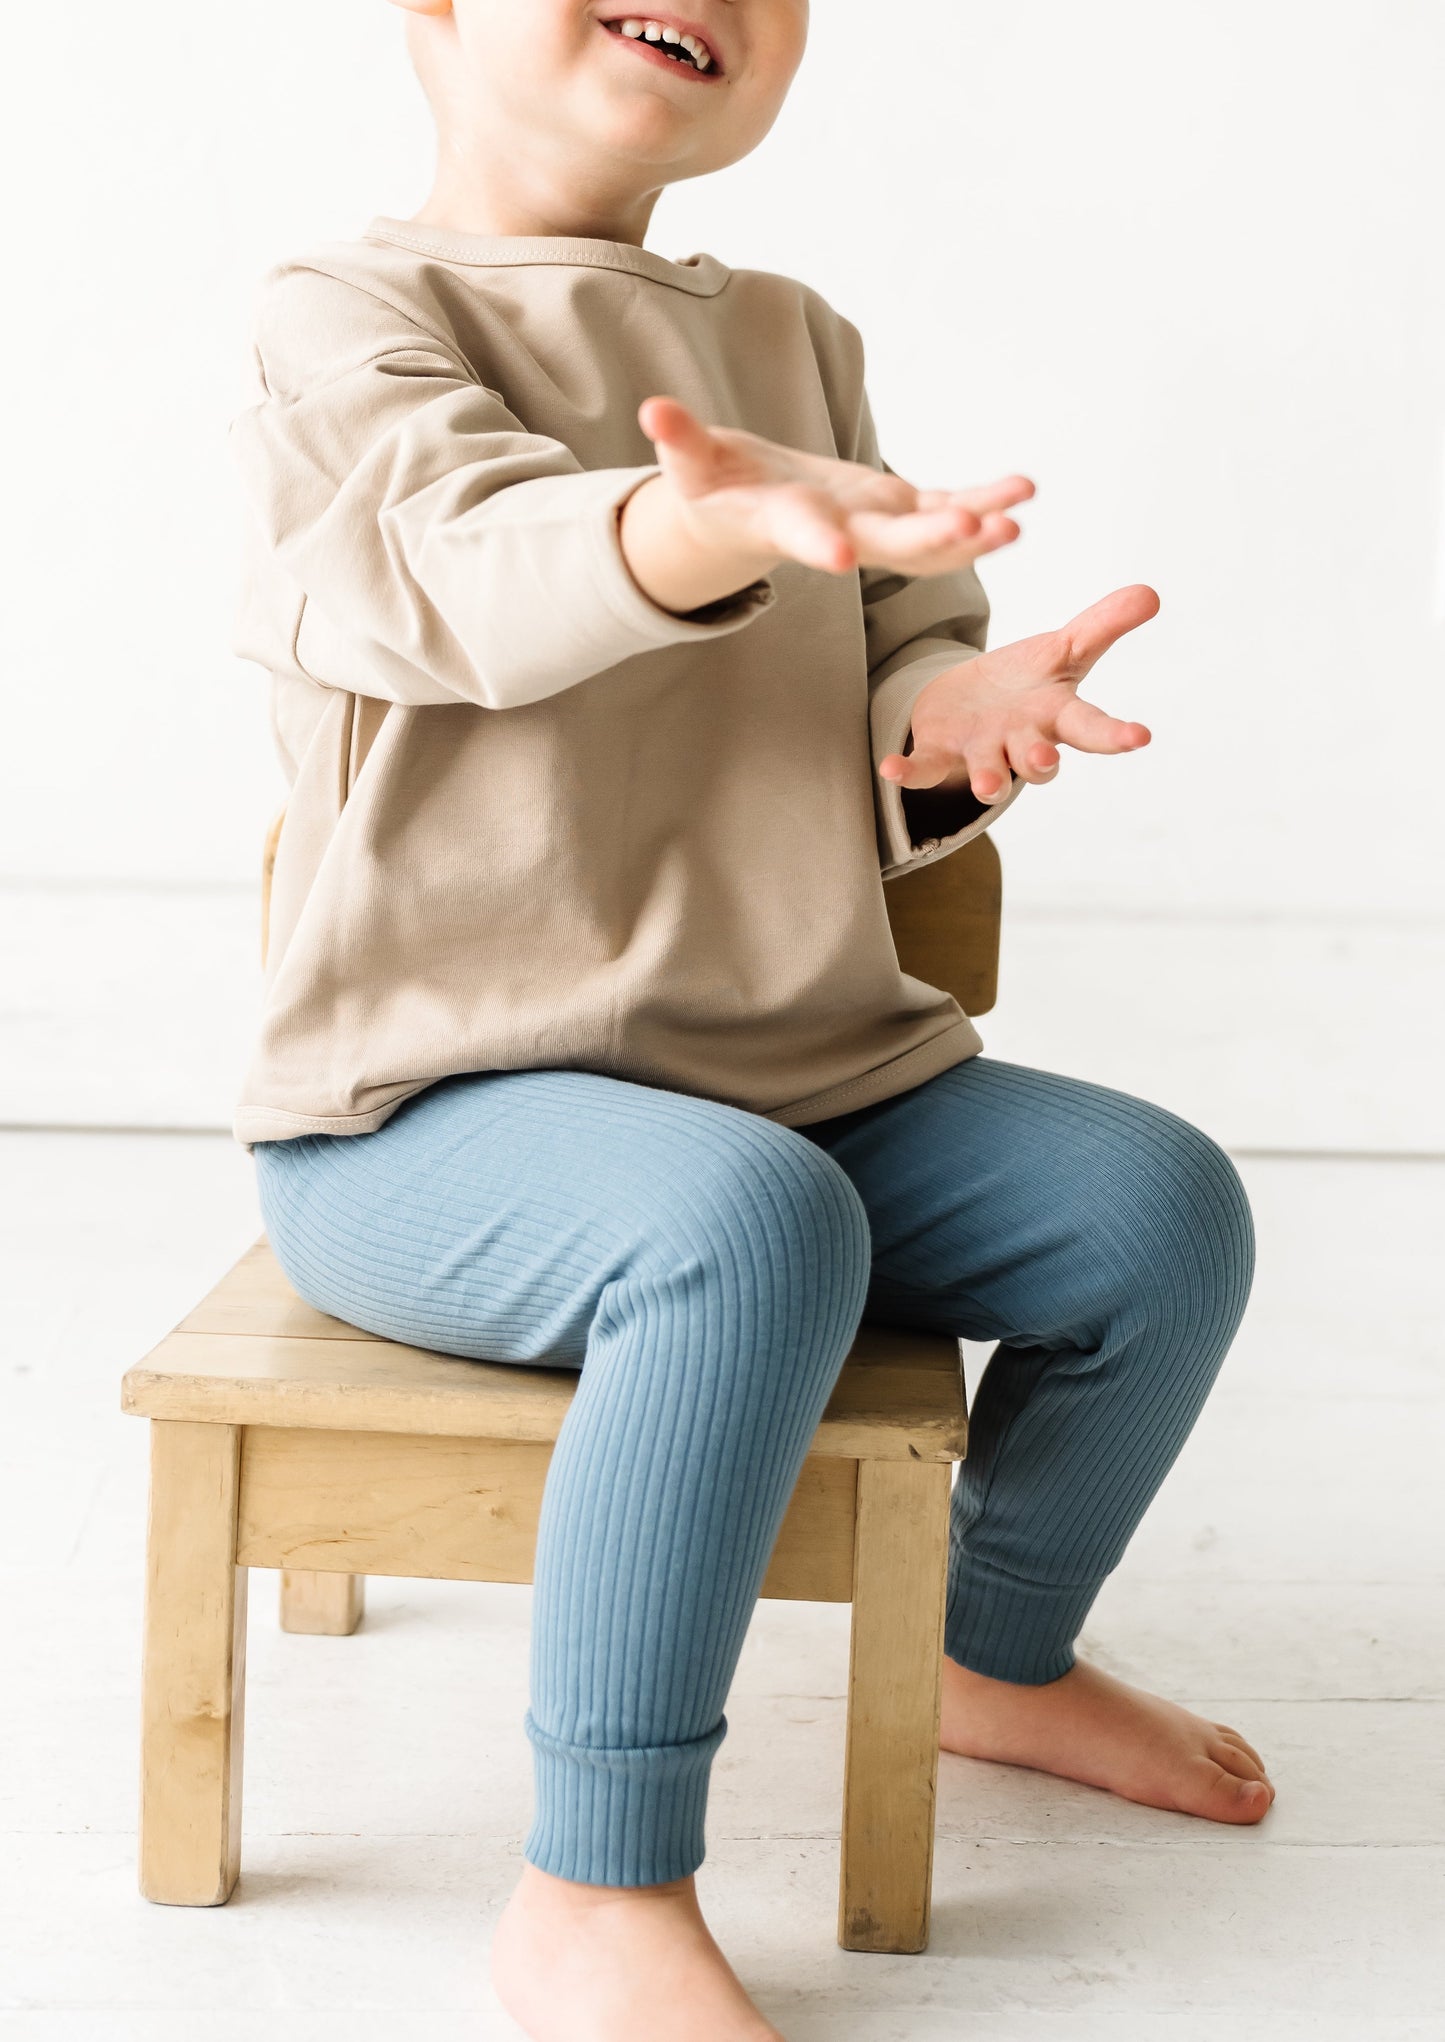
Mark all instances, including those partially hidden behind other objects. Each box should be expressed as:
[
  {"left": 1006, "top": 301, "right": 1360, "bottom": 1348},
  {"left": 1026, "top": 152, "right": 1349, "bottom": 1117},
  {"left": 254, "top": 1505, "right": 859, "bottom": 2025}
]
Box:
[{"left": 598, "top": 14, "right": 726, "bottom": 82}]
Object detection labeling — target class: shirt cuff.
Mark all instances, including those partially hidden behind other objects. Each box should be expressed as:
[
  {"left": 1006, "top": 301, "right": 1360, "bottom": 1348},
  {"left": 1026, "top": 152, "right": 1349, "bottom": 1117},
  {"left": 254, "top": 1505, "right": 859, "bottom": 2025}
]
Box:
[{"left": 870, "top": 652, "right": 1026, "bottom": 879}]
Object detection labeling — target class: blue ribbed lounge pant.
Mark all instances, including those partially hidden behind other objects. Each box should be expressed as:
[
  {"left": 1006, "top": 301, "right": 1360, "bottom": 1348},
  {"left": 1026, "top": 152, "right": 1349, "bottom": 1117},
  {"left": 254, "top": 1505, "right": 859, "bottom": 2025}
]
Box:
[{"left": 252, "top": 1054, "right": 1254, "bottom": 1886}]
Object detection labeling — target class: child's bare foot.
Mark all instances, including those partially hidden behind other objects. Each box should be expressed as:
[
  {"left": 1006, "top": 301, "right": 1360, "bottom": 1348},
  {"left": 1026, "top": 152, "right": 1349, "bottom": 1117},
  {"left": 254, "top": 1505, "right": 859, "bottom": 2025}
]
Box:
[
  {"left": 939, "top": 1655, "right": 1275, "bottom": 1824},
  {"left": 490, "top": 1862, "right": 785, "bottom": 2042}
]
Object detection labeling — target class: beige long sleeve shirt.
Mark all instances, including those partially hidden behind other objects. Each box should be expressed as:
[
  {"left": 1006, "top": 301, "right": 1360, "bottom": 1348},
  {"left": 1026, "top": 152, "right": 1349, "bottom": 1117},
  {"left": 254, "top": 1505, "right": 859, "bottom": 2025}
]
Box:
[{"left": 229, "top": 216, "right": 1024, "bottom": 1152}]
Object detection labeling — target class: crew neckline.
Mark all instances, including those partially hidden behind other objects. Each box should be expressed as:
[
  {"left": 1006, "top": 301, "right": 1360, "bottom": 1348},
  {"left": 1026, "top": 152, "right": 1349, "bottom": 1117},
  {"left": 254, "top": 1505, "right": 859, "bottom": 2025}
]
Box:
[{"left": 364, "top": 216, "right": 731, "bottom": 296}]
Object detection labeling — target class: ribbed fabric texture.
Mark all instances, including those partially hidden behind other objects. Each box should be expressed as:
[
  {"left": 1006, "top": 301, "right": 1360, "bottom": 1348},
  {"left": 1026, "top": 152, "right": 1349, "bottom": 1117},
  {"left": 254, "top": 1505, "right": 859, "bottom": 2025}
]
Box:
[
  {"left": 253, "top": 1070, "right": 873, "bottom": 1885},
  {"left": 801, "top": 1059, "right": 1256, "bottom": 1685},
  {"left": 253, "top": 1054, "right": 1254, "bottom": 1884}
]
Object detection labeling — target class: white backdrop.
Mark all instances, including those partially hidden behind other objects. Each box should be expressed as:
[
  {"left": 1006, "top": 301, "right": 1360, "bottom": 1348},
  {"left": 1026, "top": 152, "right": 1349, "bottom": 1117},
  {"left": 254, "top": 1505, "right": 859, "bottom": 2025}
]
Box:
[{"left": 3, "top": 2, "right": 1442, "bottom": 1146}]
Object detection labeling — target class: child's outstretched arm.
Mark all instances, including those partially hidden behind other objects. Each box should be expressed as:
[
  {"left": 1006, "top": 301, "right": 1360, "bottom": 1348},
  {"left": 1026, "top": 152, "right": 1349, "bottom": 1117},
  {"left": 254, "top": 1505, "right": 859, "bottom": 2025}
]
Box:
[{"left": 620, "top": 393, "right": 1032, "bottom": 615}]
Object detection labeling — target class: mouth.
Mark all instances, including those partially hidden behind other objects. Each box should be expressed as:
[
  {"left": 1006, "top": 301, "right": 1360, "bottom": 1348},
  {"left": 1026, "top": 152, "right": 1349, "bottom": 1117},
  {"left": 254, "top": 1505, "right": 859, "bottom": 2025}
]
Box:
[{"left": 597, "top": 13, "right": 726, "bottom": 83}]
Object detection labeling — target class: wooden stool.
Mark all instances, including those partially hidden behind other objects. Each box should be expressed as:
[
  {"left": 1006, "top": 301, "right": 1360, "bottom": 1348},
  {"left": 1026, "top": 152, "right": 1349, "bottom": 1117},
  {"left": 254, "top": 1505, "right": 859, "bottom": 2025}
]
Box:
[{"left": 123, "top": 817, "right": 1002, "bottom": 1954}]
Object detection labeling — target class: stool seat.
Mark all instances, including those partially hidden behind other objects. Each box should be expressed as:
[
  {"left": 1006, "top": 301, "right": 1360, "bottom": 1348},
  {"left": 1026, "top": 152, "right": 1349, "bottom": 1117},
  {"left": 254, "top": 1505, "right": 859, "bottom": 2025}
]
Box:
[{"left": 123, "top": 1237, "right": 967, "bottom": 1461}]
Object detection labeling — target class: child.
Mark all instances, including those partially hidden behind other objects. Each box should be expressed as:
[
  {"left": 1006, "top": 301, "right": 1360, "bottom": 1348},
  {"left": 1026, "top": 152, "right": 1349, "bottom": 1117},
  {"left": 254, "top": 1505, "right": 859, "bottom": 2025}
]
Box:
[{"left": 233, "top": 4, "right": 1272, "bottom": 2035}]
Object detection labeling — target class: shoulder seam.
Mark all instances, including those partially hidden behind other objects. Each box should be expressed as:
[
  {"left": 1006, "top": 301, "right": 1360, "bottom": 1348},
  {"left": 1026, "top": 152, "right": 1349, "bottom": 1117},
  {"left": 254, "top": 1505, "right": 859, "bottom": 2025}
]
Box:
[{"left": 259, "top": 252, "right": 466, "bottom": 357}]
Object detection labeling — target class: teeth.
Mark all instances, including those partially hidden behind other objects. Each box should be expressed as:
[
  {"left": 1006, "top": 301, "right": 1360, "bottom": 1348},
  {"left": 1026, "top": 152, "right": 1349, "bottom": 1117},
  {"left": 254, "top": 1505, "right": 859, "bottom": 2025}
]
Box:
[{"left": 614, "top": 18, "right": 713, "bottom": 70}]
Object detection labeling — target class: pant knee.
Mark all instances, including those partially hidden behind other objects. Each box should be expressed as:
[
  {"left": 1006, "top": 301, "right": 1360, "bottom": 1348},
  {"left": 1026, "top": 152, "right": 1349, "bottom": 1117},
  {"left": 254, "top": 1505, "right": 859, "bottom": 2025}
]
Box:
[
  {"left": 1094, "top": 1103, "right": 1256, "bottom": 1352},
  {"left": 1144, "top": 1109, "right": 1254, "bottom": 1302},
  {"left": 629, "top": 1116, "right": 873, "bottom": 1373}
]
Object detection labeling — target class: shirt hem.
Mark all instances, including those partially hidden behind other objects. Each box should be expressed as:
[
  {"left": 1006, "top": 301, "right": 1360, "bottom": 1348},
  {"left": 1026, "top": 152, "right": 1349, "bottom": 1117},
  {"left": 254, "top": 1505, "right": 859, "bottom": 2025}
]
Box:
[
  {"left": 234, "top": 1018, "right": 984, "bottom": 1153},
  {"left": 760, "top": 1016, "right": 984, "bottom": 1129},
  {"left": 234, "top": 1083, "right": 437, "bottom": 1154}
]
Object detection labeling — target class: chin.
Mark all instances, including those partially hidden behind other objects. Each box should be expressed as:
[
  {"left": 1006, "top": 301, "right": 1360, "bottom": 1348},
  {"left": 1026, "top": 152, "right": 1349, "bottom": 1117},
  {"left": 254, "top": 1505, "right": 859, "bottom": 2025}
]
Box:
[{"left": 586, "top": 90, "right": 710, "bottom": 161}]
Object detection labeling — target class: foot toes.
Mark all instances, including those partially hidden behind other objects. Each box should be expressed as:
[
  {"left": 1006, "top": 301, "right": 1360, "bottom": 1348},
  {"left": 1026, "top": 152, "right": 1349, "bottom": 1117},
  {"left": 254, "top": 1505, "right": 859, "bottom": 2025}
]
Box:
[
  {"left": 1209, "top": 1739, "right": 1269, "bottom": 1785},
  {"left": 1197, "top": 1761, "right": 1273, "bottom": 1824},
  {"left": 1215, "top": 1723, "right": 1267, "bottom": 1770}
]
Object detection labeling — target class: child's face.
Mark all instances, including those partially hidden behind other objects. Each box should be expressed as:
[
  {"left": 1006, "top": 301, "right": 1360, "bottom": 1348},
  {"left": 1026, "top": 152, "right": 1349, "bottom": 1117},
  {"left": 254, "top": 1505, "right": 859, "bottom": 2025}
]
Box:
[{"left": 398, "top": 1, "right": 809, "bottom": 183}]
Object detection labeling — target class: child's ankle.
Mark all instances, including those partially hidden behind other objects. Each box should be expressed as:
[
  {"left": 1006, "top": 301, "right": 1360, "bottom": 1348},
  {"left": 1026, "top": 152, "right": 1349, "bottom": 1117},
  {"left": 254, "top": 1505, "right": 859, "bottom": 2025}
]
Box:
[{"left": 516, "top": 1861, "right": 697, "bottom": 1911}]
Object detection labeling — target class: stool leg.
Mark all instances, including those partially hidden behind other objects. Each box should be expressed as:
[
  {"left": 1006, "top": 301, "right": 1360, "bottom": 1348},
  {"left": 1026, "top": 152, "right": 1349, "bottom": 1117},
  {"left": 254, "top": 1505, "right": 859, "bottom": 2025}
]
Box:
[
  {"left": 838, "top": 1456, "right": 952, "bottom": 1953},
  {"left": 280, "top": 1569, "right": 366, "bottom": 1635},
  {"left": 139, "top": 1420, "right": 248, "bottom": 1905}
]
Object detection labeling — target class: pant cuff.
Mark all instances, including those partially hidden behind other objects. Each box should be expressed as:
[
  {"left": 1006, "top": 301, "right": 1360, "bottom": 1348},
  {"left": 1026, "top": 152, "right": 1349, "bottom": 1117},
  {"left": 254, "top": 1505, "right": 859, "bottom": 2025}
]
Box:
[
  {"left": 521, "top": 1710, "right": 728, "bottom": 1886},
  {"left": 944, "top": 1559, "right": 1100, "bottom": 1686}
]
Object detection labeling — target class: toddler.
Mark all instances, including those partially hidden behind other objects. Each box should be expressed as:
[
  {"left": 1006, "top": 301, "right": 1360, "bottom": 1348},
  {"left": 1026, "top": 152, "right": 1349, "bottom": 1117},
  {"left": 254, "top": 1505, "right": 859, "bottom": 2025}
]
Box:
[{"left": 233, "top": 4, "right": 1272, "bottom": 2036}]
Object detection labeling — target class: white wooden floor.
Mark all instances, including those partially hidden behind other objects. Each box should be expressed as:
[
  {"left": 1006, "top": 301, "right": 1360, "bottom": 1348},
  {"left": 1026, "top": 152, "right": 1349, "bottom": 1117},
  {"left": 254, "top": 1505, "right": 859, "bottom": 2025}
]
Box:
[{"left": 2, "top": 1130, "right": 1443, "bottom": 2039}]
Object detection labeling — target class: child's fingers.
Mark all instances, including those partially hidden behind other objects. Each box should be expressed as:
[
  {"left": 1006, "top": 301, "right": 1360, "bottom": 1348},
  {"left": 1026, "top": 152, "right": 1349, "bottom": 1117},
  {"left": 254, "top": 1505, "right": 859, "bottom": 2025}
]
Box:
[
  {"left": 846, "top": 502, "right": 981, "bottom": 562},
  {"left": 767, "top": 484, "right": 859, "bottom": 573},
  {"left": 969, "top": 512, "right": 1023, "bottom": 559},
  {"left": 945, "top": 474, "right": 1036, "bottom": 517},
  {"left": 882, "top": 740, "right": 1014, "bottom": 801},
  {"left": 1054, "top": 583, "right": 1161, "bottom": 676},
  {"left": 877, "top": 743, "right": 957, "bottom": 789},
  {"left": 638, "top": 393, "right": 709, "bottom": 450},
  {"left": 1054, "top": 693, "right": 1152, "bottom": 755},
  {"left": 845, "top": 503, "right": 1028, "bottom": 575},
  {"left": 964, "top": 747, "right": 1013, "bottom": 802},
  {"left": 636, "top": 394, "right": 726, "bottom": 491},
  {"left": 1004, "top": 728, "right": 1061, "bottom": 783},
  {"left": 913, "top": 477, "right": 1033, "bottom": 518}
]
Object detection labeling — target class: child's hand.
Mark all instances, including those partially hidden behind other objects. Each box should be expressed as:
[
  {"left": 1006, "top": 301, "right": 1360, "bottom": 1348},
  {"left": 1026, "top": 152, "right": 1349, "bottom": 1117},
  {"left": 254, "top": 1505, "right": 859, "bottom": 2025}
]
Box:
[
  {"left": 878, "top": 584, "right": 1160, "bottom": 801},
  {"left": 637, "top": 394, "right": 1034, "bottom": 578}
]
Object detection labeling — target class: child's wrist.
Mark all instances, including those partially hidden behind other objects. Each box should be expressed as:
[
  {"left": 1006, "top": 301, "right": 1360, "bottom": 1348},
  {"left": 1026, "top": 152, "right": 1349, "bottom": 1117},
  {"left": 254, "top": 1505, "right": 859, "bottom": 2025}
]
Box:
[{"left": 618, "top": 475, "right": 778, "bottom": 616}]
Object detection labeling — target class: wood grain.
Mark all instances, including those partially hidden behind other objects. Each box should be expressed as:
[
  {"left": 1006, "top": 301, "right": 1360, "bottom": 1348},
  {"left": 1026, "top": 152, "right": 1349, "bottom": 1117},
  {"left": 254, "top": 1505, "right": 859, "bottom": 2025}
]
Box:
[
  {"left": 838, "top": 1457, "right": 952, "bottom": 1953},
  {"left": 279, "top": 1569, "right": 365, "bottom": 1635},
  {"left": 124, "top": 1240, "right": 967, "bottom": 1462},
  {"left": 139, "top": 1421, "right": 248, "bottom": 1906},
  {"left": 237, "top": 1427, "right": 858, "bottom": 1604}
]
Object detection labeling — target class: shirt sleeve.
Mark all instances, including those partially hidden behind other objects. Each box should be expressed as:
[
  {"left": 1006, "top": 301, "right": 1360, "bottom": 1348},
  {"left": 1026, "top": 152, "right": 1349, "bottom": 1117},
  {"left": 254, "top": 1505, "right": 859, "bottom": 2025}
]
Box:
[
  {"left": 849, "top": 379, "right": 1026, "bottom": 880},
  {"left": 229, "top": 262, "right": 777, "bottom": 710}
]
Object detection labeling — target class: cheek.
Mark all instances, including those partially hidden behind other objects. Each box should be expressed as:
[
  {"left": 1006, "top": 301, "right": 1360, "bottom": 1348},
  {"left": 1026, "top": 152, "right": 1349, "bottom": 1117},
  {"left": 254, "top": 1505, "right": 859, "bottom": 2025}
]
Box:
[
  {"left": 478, "top": 0, "right": 579, "bottom": 78},
  {"left": 496, "top": 19, "right": 594, "bottom": 114},
  {"left": 756, "top": 13, "right": 809, "bottom": 98},
  {"left": 781, "top": 1, "right": 810, "bottom": 63}
]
